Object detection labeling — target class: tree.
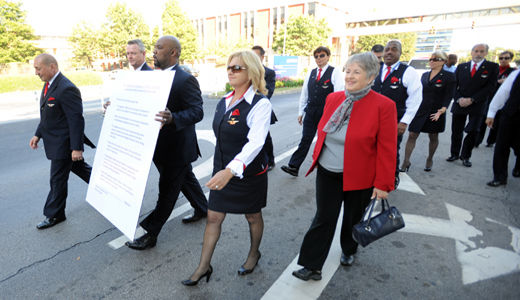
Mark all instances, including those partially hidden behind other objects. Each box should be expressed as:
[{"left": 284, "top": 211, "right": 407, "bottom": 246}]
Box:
[
  {"left": 201, "top": 37, "right": 251, "bottom": 65},
  {"left": 272, "top": 16, "right": 331, "bottom": 56},
  {"left": 0, "top": 0, "right": 42, "bottom": 64},
  {"left": 69, "top": 22, "right": 99, "bottom": 68},
  {"left": 354, "top": 32, "right": 418, "bottom": 62},
  {"left": 98, "top": 2, "right": 150, "bottom": 60},
  {"left": 161, "top": 0, "right": 199, "bottom": 62}
]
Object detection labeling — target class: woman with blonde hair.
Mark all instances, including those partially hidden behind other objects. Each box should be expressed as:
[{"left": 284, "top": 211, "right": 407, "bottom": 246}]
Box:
[
  {"left": 400, "top": 50, "right": 455, "bottom": 172},
  {"left": 182, "top": 50, "right": 272, "bottom": 285}
]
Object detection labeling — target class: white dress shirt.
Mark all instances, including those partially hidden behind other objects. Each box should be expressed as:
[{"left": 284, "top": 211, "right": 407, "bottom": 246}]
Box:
[
  {"left": 471, "top": 60, "right": 485, "bottom": 73},
  {"left": 47, "top": 71, "right": 60, "bottom": 88},
  {"left": 380, "top": 61, "right": 423, "bottom": 124},
  {"left": 487, "top": 69, "right": 520, "bottom": 118},
  {"left": 298, "top": 64, "right": 344, "bottom": 116},
  {"left": 134, "top": 61, "right": 147, "bottom": 71},
  {"left": 223, "top": 85, "right": 272, "bottom": 178}
]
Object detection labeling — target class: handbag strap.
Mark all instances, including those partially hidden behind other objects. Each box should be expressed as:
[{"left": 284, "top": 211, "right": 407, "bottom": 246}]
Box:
[{"left": 362, "top": 198, "right": 391, "bottom": 224}]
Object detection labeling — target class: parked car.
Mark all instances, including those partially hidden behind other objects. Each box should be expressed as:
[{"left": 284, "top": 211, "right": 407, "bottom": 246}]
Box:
[
  {"left": 179, "top": 65, "right": 199, "bottom": 77},
  {"left": 408, "top": 57, "right": 430, "bottom": 75}
]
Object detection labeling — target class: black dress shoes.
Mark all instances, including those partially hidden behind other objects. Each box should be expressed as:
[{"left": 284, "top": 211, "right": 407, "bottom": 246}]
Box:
[
  {"left": 182, "top": 212, "right": 207, "bottom": 224},
  {"left": 292, "top": 267, "right": 322, "bottom": 281},
  {"left": 125, "top": 233, "right": 157, "bottom": 250},
  {"left": 36, "top": 217, "right": 66, "bottom": 229},
  {"left": 340, "top": 253, "right": 355, "bottom": 266},
  {"left": 182, "top": 265, "right": 213, "bottom": 286},
  {"left": 267, "top": 162, "right": 275, "bottom": 172},
  {"left": 461, "top": 158, "right": 472, "bottom": 167},
  {"left": 238, "top": 252, "right": 261, "bottom": 275},
  {"left": 281, "top": 165, "right": 299, "bottom": 177},
  {"left": 446, "top": 155, "right": 459, "bottom": 162},
  {"left": 487, "top": 180, "right": 506, "bottom": 187}
]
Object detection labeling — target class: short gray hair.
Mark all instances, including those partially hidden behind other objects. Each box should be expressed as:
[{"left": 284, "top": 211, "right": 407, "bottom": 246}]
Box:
[
  {"left": 344, "top": 52, "right": 381, "bottom": 80},
  {"left": 127, "top": 39, "right": 145, "bottom": 52},
  {"left": 472, "top": 43, "right": 489, "bottom": 52},
  {"left": 431, "top": 50, "right": 448, "bottom": 61},
  {"left": 386, "top": 39, "right": 402, "bottom": 54}
]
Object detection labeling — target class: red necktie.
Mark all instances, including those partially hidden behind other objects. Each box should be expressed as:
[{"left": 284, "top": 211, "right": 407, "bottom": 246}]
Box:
[
  {"left": 383, "top": 66, "right": 391, "bottom": 81},
  {"left": 316, "top": 68, "right": 322, "bottom": 82},
  {"left": 471, "top": 63, "right": 477, "bottom": 78},
  {"left": 44, "top": 82, "right": 49, "bottom": 97}
]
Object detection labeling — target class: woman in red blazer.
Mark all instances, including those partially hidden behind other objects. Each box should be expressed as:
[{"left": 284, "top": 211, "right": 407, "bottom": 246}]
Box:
[{"left": 292, "top": 52, "right": 397, "bottom": 281}]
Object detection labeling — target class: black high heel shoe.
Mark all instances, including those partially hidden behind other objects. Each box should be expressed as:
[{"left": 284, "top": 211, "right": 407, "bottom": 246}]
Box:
[
  {"left": 399, "top": 162, "right": 411, "bottom": 173},
  {"left": 424, "top": 159, "right": 433, "bottom": 172},
  {"left": 238, "top": 252, "right": 261, "bottom": 275},
  {"left": 182, "top": 265, "right": 213, "bottom": 286}
]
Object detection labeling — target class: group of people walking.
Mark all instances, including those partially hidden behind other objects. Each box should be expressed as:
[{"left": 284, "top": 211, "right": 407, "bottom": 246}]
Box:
[{"left": 29, "top": 34, "right": 518, "bottom": 286}]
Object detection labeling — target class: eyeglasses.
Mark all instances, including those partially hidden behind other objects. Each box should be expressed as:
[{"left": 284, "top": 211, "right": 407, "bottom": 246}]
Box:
[
  {"left": 499, "top": 57, "right": 511, "bottom": 60},
  {"left": 429, "top": 58, "right": 444, "bottom": 62},
  {"left": 314, "top": 54, "right": 327, "bottom": 59},
  {"left": 227, "top": 65, "right": 247, "bottom": 73}
]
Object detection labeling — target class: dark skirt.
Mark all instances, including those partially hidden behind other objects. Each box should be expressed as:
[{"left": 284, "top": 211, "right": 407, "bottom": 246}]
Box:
[
  {"left": 408, "top": 111, "right": 446, "bottom": 133},
  {"left": 208, "top": 172, "right": 267, "bottom": 214}
]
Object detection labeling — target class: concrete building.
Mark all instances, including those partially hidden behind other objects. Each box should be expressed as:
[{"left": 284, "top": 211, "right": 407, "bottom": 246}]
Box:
[{"left": 189, "top": 0, "right": 348, "bottom": 66}]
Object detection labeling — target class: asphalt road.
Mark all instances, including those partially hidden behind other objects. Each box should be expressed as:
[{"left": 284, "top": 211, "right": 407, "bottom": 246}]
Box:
[{"left": 0, "top": 91, "right": 519, "bottom": 299}]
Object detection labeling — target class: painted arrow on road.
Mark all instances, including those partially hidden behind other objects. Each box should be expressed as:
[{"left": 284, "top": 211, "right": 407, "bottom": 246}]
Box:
[{"left": 402, "top": 202, "right": 520, "bottom": 285}]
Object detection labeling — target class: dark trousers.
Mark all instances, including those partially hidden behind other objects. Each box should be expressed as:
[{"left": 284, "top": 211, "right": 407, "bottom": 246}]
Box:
[
  {"left": 44, "top": 159, "right": 91, "bottom": 219},
  {"left": 264, "top": 132, "right": 275, "bottom": 165},
  {"left": 141, "top": 162, "right": 206, "bottom": 237},
  {"left": 181, "top": 164, "right": 208, "bottom": 215},
  {"left": 288, "top": 108, "right": 322, "bottom": 169},
  {"left": 450, "top": 113, "right": 480, "bottom": 159},
  {"left": 297, "top": 165, "right": 373, "bottom": 271},
  {"left": 487, "top": 110, "right": 502, "bottom": 145},
  {"left": 493, "top": 111, "right": 520, "bottom": 182},
  {"left": 396, "top": 133, "right": 404, "bottom": 177}
]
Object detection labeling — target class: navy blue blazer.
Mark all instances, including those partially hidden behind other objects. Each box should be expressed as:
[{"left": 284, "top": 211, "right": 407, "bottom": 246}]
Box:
[
  {"left": 452, "top": 60, "right": 498, "bottom": 115},
  {"left": 35, "top": 72, "right": 94, "bottom": 160},
  {"left": 153, "top": 64, "right": 204, "bottom": 166},
  {"left": 141, "top": 62, "right": 153, "bottom": 71}
]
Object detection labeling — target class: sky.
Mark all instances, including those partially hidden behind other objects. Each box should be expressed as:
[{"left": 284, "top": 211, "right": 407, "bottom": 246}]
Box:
[{"left": 20, "top": 0, "right": 520, "bottom": 51}]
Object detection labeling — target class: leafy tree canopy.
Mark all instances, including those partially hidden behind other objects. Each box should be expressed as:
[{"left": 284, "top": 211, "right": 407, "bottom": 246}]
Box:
[
  {"left": 354, "top": 32, "right": 418, "bottom": 62},
  {"left": 272, "top": 16, "right": 331, "bottom": 57},
  {"left": 0, "top": 0, "right": 42, "bottom": 64}
]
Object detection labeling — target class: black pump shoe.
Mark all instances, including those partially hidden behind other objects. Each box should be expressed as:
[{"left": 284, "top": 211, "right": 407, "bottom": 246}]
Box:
[
  {"left": 182, "top": 265, "right": 213, "bottom": 286},
  {"left": 399, "top": 162, "right": 411, "bottom": 172},
  {"left": 238, "top": 252, "right": 261, "bottom": 275}
]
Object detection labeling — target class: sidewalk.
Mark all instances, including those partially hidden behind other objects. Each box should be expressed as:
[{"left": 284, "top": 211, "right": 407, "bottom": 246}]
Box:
[{"left": 0, "top": 85, "right": 105, "bottom": 124}]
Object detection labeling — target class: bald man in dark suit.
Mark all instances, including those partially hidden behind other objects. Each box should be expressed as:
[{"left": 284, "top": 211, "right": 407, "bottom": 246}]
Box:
[{"left": 30, "top": 53, "right": 95, "bottom": 229}]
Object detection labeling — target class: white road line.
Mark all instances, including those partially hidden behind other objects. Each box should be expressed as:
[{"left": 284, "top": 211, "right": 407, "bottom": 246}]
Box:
[
  {"left": 262, "top": 207, "right": 344, "bottom": 300},
  {"left": 398, "top": 172, "right": 426, "bottom": 195}
]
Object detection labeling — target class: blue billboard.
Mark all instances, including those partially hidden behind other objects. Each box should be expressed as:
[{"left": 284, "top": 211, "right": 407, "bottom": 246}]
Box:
[{"left": 273, "top": 55, "right": 298, "bottom": 79}]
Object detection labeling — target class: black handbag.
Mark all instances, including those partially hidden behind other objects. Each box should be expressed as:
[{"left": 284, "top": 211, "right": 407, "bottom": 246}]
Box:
[{"left": 352, "top": 198, "right": 405, "bottom": 247}]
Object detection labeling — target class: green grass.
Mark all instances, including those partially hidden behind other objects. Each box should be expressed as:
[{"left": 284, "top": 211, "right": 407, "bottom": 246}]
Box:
[{"left": 0, "top": 71, "right": 103, "bottom": 93}]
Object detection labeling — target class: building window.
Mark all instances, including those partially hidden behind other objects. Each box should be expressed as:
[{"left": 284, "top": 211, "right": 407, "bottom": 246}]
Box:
[{"left": 308, "top": 2, "right": 315, "bottom": 16}]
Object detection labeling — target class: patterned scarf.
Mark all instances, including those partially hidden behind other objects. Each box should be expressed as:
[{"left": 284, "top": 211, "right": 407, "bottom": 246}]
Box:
[{"left": 323, "top": 83, "right": 373, "bottom": 133}]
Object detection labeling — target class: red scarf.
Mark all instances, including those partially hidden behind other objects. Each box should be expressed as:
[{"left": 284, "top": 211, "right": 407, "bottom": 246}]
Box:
[{"left": 499, "top": 65, "right": 510, "bottom": 76}]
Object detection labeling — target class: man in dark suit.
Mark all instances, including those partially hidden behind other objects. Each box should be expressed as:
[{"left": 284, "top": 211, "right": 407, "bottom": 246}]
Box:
[
  {"left": 252, "top": 45, "right": 277, "bottom": 170},
  {"left": 485, "top": 69, "right": 520, "bottom": 186},
  {"left": 447, "top": 43, "right": 498, "bottom": 167},
  {"left": 30, "top": 53, "right": 95, "bottom": 229},
  {"left": 126, "top": 39, "right": 152, "bottom": 71},
  {"left": 125, "top": 35, "right": 207, "bottom": 250}
]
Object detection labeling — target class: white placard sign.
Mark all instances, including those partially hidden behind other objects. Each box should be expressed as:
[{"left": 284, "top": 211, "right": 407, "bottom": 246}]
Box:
[{"left": 86, "top": 71, "right": 174, "bottom": 240}]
